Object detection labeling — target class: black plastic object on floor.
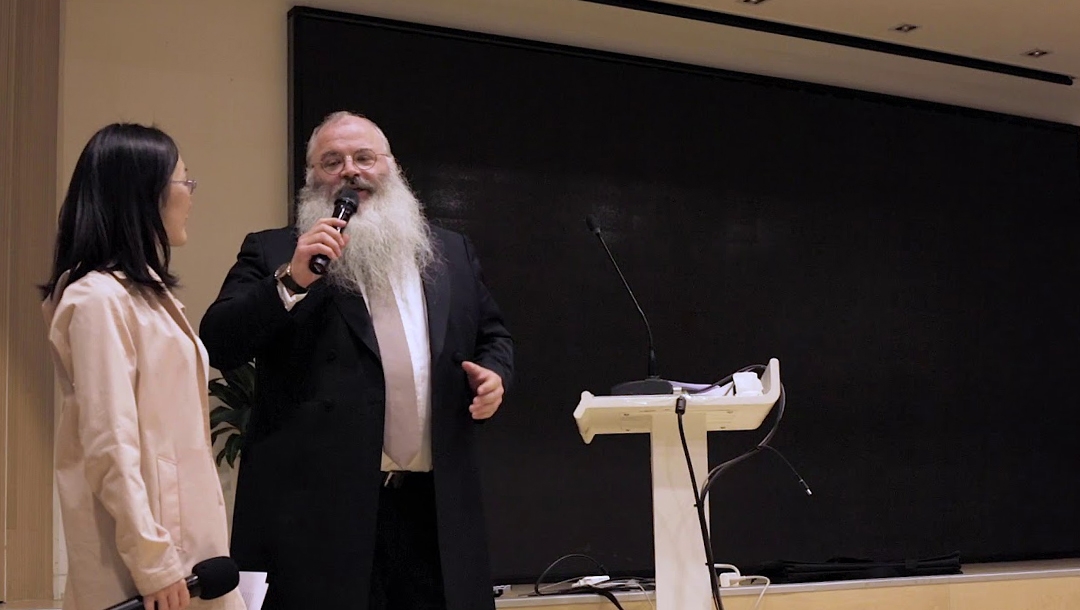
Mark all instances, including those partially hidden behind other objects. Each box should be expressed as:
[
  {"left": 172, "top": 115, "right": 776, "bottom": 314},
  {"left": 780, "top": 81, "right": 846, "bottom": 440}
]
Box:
[{"left": 758, "top": 552, "right": 962, "bottom": 584}]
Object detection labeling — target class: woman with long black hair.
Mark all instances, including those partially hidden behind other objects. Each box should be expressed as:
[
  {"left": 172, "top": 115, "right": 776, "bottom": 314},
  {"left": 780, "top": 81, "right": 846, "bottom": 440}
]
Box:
[{"left": 42, "top": 123, "right": 245, "bottom": 610}]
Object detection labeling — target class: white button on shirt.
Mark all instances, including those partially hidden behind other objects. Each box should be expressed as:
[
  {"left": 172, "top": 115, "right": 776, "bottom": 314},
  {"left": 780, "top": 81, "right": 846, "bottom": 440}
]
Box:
[{"left": 277, "top": 266, "right": 433, "bottom": 472}]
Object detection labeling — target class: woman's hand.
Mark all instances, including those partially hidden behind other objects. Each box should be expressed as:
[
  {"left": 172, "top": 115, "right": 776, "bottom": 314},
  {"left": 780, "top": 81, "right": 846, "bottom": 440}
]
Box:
[{"left": 143, "top": 578, "right": 190, "bottom": 610}]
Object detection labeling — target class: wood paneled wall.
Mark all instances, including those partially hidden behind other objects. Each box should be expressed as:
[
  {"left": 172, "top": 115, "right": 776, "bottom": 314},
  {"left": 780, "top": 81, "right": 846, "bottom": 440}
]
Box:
[{"left": 0, "top": 0, "right": 61, "bottom": 601}]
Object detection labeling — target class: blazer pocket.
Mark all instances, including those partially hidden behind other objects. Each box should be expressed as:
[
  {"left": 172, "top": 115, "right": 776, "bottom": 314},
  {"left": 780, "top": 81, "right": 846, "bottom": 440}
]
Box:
[{"left": 156, "top": 456, "right": 184, "bottom": 551}]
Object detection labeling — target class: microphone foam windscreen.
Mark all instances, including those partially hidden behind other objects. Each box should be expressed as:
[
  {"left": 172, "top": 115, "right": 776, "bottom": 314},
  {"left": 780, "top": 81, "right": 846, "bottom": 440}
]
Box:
[
  {"left": 192, "top": 556, "right": 240, "bottom": 600},
  {"left": 336, "top": 187, "right": 360, "bottom": 212},
  {"left": 585, "top": 214, "right": 600, "bottom": 234}
]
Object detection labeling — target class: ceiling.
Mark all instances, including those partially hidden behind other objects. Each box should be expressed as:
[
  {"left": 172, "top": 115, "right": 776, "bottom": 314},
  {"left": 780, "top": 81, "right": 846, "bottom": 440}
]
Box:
[{"left": 308, "top": 0, "right": 1080, "bottom": 126}]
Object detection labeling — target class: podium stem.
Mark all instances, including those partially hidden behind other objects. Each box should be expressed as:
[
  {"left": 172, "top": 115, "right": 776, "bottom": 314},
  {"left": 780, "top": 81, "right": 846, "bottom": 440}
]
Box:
[{"left": 651, "top": 412, "right": 713, "bottom": 610}]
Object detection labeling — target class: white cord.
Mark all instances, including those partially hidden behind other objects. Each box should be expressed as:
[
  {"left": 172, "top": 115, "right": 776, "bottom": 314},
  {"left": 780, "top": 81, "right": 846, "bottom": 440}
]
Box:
[
  {"left": 714, "top": 563, "right": 742, "bottom": 587},
  {"left": 739, "top": 575, "right": 770, "bottom": 610},
  {"left": 632, "top": 580, "right": 656, "bottom": 610},
  {"left": 714, "top": 564, "right": 770, "bottom": 610}
]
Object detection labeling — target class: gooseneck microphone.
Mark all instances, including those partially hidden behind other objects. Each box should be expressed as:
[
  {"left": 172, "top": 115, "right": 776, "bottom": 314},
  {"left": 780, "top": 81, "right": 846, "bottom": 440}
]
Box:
[
  {"left": 585, "top": 215, "right": 673, "bottom": 396},
  {"left": 309, "top": 187, "right": 360, "bottom": 275},
  {"left": 103, "top": 556, "right": 240, "bottom": 610}
]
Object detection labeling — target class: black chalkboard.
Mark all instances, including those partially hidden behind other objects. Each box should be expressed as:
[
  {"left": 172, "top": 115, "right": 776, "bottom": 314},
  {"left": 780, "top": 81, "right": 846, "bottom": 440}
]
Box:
[{"left": 288, "top": 6, "right": 1080, "bottom": 583}]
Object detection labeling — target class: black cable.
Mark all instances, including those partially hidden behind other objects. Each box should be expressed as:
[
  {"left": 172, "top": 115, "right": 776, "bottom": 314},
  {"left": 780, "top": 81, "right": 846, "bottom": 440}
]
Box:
[
  {"left": 534, "top": 553, "right": 627, "bottom": 609},
  {"left": 676, "top": 364, "right": 811, "bottom": 610},
  {"left": 701, "top": 367, "right": 783, "bottom": 496},
  {"left": 579, "top": 587, "right": 627, "bottom": 610},
  {"left": 761, "top": 444, "right": 812, "bottom": 497},
  {"left": 676, "top": 395, "right": 725, "bottom": 610},
  {"left": 534, "top": 553, "right": 607, "bottom": 596},
  {"left": 687, "top": 363, "right": 760, "bottom": 396},
  {"left": 700, "top": 380, "right": 811, "bottom": 501}
]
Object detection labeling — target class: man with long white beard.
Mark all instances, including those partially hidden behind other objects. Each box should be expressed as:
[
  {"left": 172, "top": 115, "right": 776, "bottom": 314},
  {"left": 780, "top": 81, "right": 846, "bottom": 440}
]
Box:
[{"left": 200, "top": 111, "right": 514, "bottom": 610}]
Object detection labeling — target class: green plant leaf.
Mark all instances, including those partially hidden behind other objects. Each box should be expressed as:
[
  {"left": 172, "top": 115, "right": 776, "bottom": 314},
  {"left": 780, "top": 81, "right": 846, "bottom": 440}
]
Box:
[
  {"left": 223, "top": 363, "right": 256, "bottom": 395},
  {"left": 224, "top": 434, "right": 243, "bottom": 468},
  {"left": 209, "top": 360, "right": 255, "bottom": 467},
  {"left": 209, "top": 382, "right": 249, "bottom": 411},
  {"left": 211, "top": 428, "right": 236, "bottom": 446},
  {"left": 210, "top": 406, "right": 242, "bottom": 430}
]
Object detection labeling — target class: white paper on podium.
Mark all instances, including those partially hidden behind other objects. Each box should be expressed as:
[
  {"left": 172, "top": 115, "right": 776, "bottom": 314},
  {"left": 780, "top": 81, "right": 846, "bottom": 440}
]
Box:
[
  {"left": 665, "top": 371, "right": 763, "bottom": 397},
  {"left": 238, "top": 571, "right": 269, "bottom": 610},
  {"left": 664, "top": 380, "right": 732, "bottom": 396}
]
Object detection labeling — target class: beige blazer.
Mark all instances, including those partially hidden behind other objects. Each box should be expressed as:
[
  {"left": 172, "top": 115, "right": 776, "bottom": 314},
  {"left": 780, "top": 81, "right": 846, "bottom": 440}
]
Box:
[{"left": 44, "top": 270, "right": 246, "bottom": 610}]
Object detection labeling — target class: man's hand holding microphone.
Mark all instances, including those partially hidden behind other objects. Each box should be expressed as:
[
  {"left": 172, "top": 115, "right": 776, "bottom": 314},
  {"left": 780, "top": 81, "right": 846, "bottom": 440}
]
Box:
[{"left": 280, "top": 188, "right": 359, "bottom": 294}]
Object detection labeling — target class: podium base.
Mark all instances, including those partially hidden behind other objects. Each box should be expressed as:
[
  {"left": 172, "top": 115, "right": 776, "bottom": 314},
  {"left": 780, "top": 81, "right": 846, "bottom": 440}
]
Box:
[{"left": 611, "top": 378, "right": 674, "bottom": 395}]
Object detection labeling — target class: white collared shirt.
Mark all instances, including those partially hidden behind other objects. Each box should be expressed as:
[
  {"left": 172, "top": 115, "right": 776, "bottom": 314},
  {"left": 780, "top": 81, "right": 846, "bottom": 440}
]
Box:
[{"left": 278, "top": 267, "right": 432, "bottom": 472}]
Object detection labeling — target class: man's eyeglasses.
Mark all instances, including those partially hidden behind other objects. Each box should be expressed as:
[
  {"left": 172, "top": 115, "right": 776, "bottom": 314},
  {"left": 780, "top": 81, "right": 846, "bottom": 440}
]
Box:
[
  {"left": 315, "top": 149, "right": 393, "bottom": 175},
  {"left": 171, "top": 179, "right": 198, "bottom": 194}
]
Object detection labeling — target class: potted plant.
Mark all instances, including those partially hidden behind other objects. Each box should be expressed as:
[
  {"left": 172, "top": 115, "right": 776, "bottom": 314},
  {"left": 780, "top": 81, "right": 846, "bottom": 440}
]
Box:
[{"left": 209, "top": 361, "right": 254, "bottom": 467}]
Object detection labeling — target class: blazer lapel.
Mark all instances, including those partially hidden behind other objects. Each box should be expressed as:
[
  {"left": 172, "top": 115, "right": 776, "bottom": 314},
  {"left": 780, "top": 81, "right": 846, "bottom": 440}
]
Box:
[
  {"left": 268, "top": 229, "right": 386, "bottom": 359},
  {"left": 158, "top": 285, "right": 211, "bottom": 433},
  {"left": 332, "top": 287, "right": 382, "bottom": 361},
  {"left": 325, "top": 227, "right": 449, "bottom": 363},
  {"left": 424, "top": 256, "right": 451, "bottom": 365},
  {"left": 160, "top": 290, "right": 195, "bottom": 339}
]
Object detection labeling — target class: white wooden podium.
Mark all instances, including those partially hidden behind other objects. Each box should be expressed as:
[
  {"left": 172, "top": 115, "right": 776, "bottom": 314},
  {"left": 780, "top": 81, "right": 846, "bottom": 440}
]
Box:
[{"left": 572, "top": 358, "right": 782, "bottom": 610}]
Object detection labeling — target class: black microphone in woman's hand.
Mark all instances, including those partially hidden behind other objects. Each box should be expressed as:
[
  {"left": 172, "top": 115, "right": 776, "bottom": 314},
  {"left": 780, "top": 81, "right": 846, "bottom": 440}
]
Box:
[
  {"left": 309, "top": 187, "right": 360, "bottom": 275},
  {"left": 102, "top": 556, "right": 240, "bottom": 610}
]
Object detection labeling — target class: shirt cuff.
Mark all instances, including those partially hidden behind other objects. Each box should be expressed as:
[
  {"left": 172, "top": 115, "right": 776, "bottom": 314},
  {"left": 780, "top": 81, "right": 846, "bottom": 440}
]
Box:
[{"left": 277, "top": 280, "right": 309, "bottom": 311}]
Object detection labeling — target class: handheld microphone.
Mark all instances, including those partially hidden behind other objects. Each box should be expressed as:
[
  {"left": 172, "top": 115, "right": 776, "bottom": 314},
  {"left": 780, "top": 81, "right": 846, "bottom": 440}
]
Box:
[
  {"left": 309, "top": 187, "right": 360, "bottom": 275},
  {"left": 585, "top": 214, "right": 673, "bottom": 396},
  {"left": 103, "top": 556, "right": 240, "bottom": 610}
]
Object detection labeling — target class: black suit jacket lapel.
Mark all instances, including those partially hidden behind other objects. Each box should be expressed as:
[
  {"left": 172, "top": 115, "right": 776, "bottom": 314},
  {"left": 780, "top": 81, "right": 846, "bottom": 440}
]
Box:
[
  {"left": 332, "top": 269, "right": 448, "bottom": 366},
  {"left": 424, "top": 260, "right": 450, "bottom": 365},
  {"left": 266, "top": 228, "right": 382, "bottom": 360},
  {"left": 323, "top": 228, "right": 450, "bottom": 363},
  {"left": 332, "top": 287, "right": 382, "bottom": 361}
]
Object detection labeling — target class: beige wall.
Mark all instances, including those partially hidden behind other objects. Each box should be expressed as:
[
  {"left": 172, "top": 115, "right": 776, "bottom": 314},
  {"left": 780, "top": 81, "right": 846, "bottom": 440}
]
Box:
[
  {"left": 61, "top": 0, "right": 296, "bottom": 324},
  {"left": 60, "top": 0, "right": 534, "bottom": 325}
]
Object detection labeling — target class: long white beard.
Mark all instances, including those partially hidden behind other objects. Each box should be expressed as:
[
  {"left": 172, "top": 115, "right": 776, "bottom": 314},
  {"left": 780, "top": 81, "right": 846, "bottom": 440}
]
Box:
[{"left": 295, "top": 168, "right": 435, "bottom": 298}]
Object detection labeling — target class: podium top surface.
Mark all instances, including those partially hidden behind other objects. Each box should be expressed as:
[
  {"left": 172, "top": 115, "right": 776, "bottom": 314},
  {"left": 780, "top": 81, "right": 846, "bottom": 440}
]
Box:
[{"left": 572, "top": 358, "right": 781, "bottom": 443}]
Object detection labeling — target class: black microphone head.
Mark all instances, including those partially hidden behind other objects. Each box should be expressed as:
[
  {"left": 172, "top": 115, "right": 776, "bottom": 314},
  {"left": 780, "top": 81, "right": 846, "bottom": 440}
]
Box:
[
  {"left": 191, "top": 556, "right": 240, "bottom": 600},
  {"left": 585, "top": 214, "right": 601, "bottom": 235},
  {"left": 334, "top": 187, "right": 361, "bottom": 216}
]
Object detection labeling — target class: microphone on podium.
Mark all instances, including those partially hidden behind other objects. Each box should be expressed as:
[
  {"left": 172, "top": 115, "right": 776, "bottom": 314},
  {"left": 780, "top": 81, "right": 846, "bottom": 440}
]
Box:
[
  {"left": 103, "top": 556, "right": 240, "bottom": 610},
  {"left": 585, "top": 214, "right": 673, "bottom": 396}
]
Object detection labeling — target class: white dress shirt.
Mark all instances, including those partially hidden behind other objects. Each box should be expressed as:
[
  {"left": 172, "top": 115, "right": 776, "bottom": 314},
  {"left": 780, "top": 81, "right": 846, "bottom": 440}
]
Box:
[{"left": 278, "top": 267, "right": 432, "bottom": 472}]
